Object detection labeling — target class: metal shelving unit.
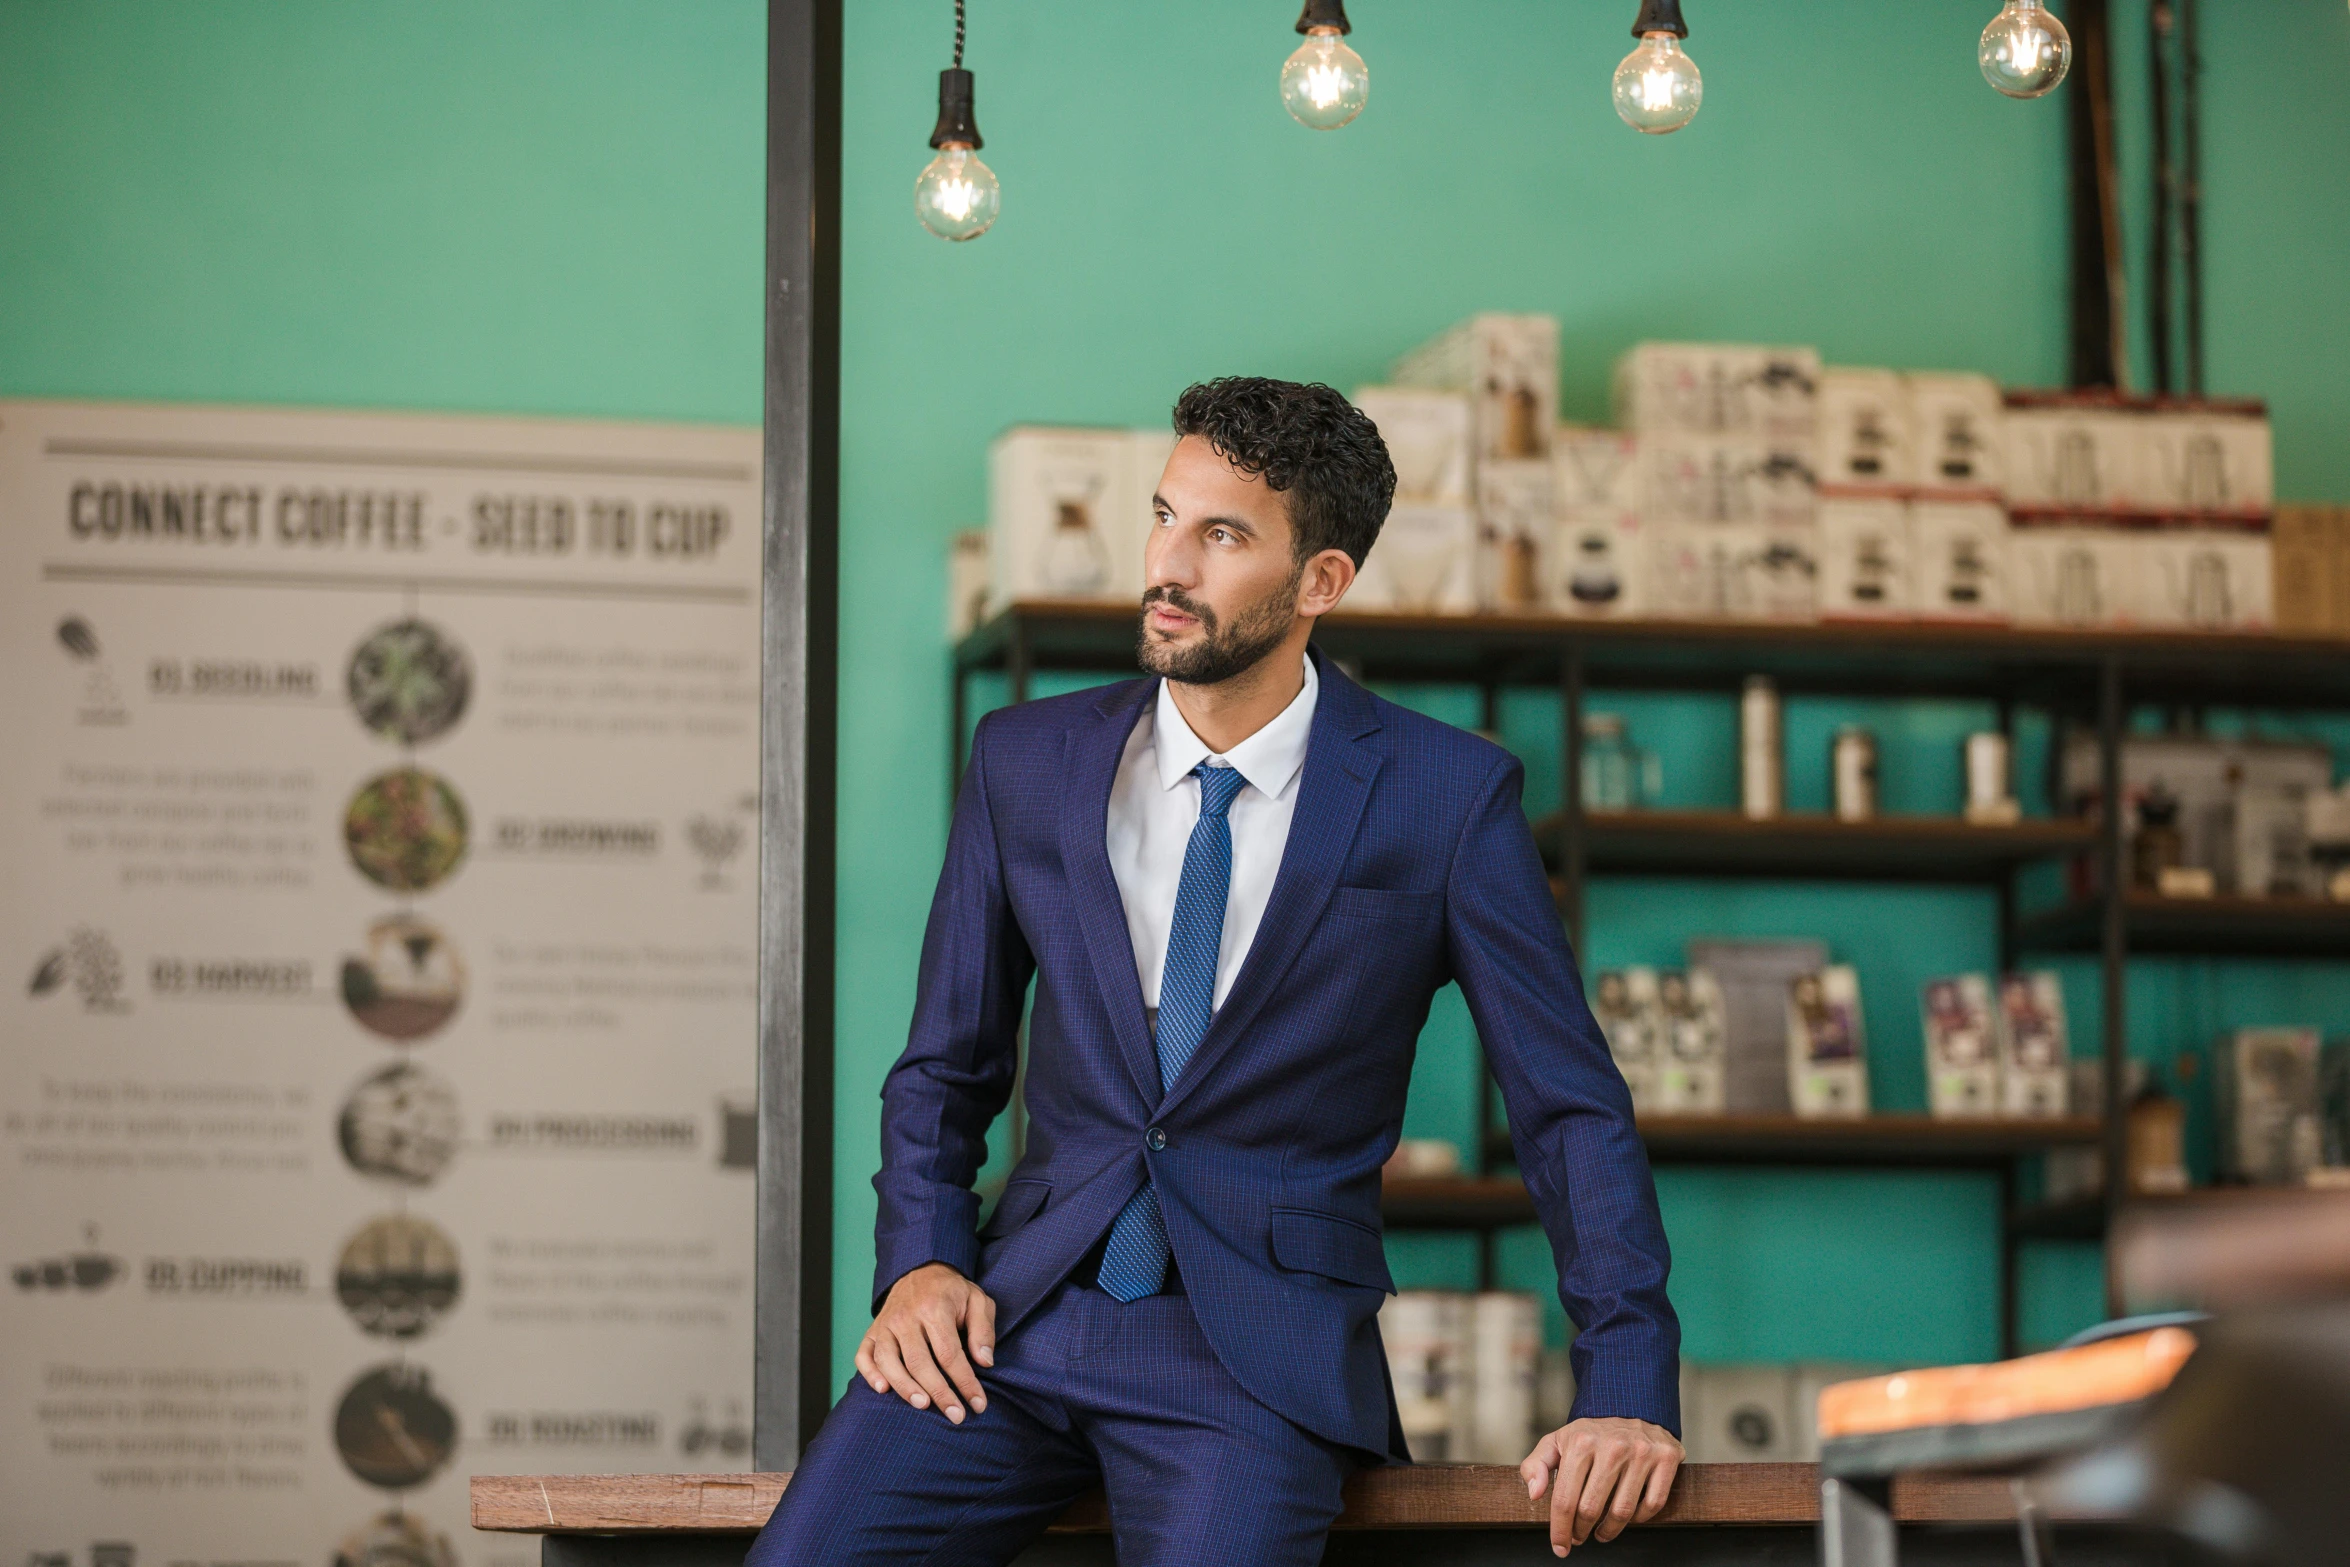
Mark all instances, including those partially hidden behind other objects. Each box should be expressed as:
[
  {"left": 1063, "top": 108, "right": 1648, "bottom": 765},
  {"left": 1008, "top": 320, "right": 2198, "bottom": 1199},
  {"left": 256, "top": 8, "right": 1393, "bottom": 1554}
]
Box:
[{"left": 954, "top": 601, "right": 2350, "bottom": 1354}]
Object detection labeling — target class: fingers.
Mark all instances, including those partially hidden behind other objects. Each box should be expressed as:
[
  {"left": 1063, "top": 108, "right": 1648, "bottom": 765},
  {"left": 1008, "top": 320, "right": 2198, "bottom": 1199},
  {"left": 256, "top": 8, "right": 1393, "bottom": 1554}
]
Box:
[
  {"left": 1548, "top": 1433, "right": 1594, "bottom": 1557},
  {"left": 867, "top": 1329, "right": 928, "bottom": 1411},
  {"left": 920, "top": 1307, "right": 987, "bottom": 1419},
  {"left": 967, "top": 1289, "right": 998, "bottom": 1369},
  {"left": 1521, "top": 1429, "right": 1560, "bottom": 1499},
  {"left": 1590, "top": 1448, "right": 1650, "bottom": 1544},
  {"left": 1638, "top": 1443, "right": 1681, "bottom": 1521},
  {"left": 853, "top": 1334, "right": 888, "bottom": 1395},
  {"left": 1571, "top": 1437, "right": 1633, "bottom": 1548}
]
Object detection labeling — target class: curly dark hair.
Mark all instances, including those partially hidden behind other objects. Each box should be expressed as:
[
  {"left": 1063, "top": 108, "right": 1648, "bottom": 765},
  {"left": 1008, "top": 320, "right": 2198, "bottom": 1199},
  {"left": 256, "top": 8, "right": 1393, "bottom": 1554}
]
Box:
[{"left": 1171, "top": 377, "right": 1396, "bottom": 568}]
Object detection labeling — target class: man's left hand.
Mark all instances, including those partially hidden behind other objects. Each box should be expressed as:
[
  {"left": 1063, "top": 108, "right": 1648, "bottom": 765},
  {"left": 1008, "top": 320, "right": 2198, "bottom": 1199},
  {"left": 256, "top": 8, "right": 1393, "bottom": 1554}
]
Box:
[{"left": 1519, "top": 1416, "right": 1683, "bottom": 1557}]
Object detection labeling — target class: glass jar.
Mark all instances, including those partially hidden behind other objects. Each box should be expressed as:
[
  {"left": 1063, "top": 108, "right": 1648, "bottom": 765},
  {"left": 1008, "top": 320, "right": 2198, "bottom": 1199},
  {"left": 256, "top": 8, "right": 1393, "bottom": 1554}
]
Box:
[{"left": 1582, "top": 713, "right": 1661, "bottom": 813}]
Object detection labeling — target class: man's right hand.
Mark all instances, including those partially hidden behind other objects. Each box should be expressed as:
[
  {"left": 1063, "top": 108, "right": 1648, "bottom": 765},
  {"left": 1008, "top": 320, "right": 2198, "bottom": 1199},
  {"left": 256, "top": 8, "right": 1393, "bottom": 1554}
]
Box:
[{"left": 856, "top": 1262, "right": 998, "bottom": 1425}]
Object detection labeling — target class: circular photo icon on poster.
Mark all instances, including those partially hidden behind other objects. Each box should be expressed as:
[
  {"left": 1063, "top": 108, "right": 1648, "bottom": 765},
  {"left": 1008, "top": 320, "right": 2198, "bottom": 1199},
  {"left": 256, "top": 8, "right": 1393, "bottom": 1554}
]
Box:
[
  {"left": 341, "top": 917, "right": 464, "bottom": 1042},
  {"left": 333, "top": 1509, "right": 458, "bottom": 1567},
  {"left": 338, "top": 1061, "right": 461, "bottom": 1187},
  {"left": 333, "top": 1361, "right": 457, "bottom": 1490},
  {"left": 348, "top": 618, "right": 472, "bottom": 746},
  {"left": 336, "top": 1213, "right": 462, "bottom": 1340},
  {"left": 344, "top": 768, "right": 469, "bottom": 893}
]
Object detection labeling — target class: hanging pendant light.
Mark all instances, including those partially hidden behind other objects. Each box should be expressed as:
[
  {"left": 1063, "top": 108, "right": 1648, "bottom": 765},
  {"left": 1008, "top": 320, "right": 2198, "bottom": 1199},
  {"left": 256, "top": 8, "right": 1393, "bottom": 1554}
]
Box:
[
  {"left": 915, "top": 0, "right": 1000, "bottom": 241},
  {"left": 1281, "top": 0, "right": 1369, "bottom": 130},
  {"left": 1614, "top": 0, "right": 1702, "bottom": 134}
]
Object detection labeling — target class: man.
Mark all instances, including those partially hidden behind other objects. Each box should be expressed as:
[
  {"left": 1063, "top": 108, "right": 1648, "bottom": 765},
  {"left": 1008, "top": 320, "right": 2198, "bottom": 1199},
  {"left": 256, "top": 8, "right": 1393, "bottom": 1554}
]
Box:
[{"left": 751, "top": 378, "right": 1680, "bottom": 1567}]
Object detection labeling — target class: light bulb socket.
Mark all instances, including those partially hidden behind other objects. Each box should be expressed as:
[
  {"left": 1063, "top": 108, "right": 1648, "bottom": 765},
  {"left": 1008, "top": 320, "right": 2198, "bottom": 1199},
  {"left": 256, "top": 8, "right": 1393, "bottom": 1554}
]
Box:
[
  {"left": 1295, "top": 0, "right": 1351, "bottom": 36},
  {"left": 1630, "top": 0, "right": 1688, "bottom": 39},
  {"left": 929, "top": 67, "right": 982, "bottom": 149}
]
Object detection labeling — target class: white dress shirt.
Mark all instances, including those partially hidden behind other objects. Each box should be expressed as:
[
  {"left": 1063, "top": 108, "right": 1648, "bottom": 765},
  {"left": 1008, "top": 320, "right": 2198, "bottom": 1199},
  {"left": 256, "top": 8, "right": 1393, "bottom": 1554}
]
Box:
[{"left": 1106, "top": 653, "right": 1318, "bottom": 1014}]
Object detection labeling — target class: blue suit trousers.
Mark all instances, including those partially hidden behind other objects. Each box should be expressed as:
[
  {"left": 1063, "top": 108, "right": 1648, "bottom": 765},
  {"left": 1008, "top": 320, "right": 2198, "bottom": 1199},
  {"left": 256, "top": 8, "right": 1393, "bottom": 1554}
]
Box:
[{"left": 745, "top": 1278, "right": 1359, "bottom": 1567}]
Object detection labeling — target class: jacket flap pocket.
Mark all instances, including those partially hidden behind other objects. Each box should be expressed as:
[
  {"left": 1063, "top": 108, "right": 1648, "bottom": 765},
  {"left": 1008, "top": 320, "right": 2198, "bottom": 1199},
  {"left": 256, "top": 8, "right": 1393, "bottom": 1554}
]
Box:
[
  {"left": 980, "top": 1179, "right": 1050, "bottom": 1238},
  {"left": 1270, "top": 1207, "right": 1394, "bottom": 1292}
]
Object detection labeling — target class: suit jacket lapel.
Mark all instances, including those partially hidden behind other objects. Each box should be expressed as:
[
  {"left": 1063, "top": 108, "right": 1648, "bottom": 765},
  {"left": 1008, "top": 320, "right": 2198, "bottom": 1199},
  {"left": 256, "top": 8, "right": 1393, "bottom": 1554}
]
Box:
[
  {"left": 1058, "top": 679, "right": 1166, "bottom": 1111},
  {"left": 1155, "top": 651, "right": 1383, "bottom": 1123}
]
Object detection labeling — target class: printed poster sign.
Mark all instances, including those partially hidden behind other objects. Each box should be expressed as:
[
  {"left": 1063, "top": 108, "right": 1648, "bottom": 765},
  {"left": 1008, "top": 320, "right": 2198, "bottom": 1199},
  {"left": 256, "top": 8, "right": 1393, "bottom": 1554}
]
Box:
[{"left": 0, "top": 401, "right": 763, "bottom": 1567}]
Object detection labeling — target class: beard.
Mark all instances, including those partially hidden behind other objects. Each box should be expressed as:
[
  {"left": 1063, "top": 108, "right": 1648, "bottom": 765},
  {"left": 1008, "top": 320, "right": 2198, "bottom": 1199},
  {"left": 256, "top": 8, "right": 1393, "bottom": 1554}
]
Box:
[{"left": 1135, "top": 569, "right": 1302, "bottom": 687}]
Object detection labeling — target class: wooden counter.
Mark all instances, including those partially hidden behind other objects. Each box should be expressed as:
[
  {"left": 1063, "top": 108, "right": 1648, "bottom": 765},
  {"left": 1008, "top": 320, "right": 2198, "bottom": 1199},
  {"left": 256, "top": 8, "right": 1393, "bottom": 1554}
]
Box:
[{"left": 475, "top": 1463, "right": 2067, "bottom": 1566}]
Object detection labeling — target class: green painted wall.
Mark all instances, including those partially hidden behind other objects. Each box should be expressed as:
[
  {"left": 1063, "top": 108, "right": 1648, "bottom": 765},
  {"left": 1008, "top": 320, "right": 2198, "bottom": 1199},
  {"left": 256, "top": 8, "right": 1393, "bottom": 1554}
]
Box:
[{"left": 5, "top": 0, "right": 2347, "bottom": 1399}]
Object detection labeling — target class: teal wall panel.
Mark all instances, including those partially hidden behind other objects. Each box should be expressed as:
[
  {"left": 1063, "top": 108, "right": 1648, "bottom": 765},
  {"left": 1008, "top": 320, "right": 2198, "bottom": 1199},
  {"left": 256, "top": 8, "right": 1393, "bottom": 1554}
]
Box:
[{"left": 6, "top": 0, "right": 2347, "bottom": 1395}]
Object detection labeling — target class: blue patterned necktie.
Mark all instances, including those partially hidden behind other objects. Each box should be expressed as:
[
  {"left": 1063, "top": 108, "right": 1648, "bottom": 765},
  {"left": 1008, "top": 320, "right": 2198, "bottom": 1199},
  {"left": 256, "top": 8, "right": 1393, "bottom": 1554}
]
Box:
[{"left": 1094, "top": 761, "right": 1249, "bottom": 1302}]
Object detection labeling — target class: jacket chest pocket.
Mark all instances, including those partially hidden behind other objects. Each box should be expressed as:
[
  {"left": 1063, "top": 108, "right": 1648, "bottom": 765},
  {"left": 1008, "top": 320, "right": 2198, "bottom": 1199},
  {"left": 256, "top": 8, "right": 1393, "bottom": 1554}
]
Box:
[{"left": 1325, "top": 885, "right": 1441, "bottom": 926}]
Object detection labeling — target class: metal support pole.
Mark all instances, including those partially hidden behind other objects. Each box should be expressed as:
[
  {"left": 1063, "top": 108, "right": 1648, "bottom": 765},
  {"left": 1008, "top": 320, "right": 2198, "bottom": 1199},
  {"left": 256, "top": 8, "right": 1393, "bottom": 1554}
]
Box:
[
  {"left": 1009, "top": 618, "right": 1031, "bottom": 706},
  {"left": 755, "top": 0, "right": 843, "bottom": 1470},
  {"left": 2180, "top": 0, "right": 2205, "bottom": 395},
  {"left": 1998, "top": 1161, "right": 2019, "bottom": 1359},
  {"left": 2097, "top": 657, "right": 2127, "bottom": 1319}
]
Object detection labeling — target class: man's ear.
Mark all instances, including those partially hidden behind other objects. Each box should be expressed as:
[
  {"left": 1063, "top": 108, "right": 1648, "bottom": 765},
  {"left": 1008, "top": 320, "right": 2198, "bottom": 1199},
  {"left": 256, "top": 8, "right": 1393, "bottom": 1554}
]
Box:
[{"left": 1296, "top": 548, "right": 1358, "bottom": 620}]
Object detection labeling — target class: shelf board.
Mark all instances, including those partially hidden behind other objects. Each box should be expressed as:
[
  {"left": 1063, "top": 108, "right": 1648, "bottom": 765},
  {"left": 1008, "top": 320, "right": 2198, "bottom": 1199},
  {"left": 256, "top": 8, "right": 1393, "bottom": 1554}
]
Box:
[
  {"left": 2009, "top": 1184, "right": 2350, "bottom": 1242},
  {"left": 1535, "top": 809, "right": 2095, "bottom": 883},
  {"left": 1381, "top": 1175, "right": 1537, "bottom": 1230},
  {"left": 2014, "top": 893, "right": 2350, "bottom": 958},
  {"left": 1484, "top": 1115, "right": 2100, "bottom": 1172},
  {"left": 956, "top": 600, "right": 2350, "bottom": 707}
]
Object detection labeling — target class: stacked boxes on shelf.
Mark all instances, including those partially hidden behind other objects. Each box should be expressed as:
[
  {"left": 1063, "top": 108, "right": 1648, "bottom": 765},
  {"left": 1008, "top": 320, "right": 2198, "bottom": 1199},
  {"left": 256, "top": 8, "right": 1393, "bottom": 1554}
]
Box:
[
  {"left": 1815, "top": 369, "right": 2011, "bottom": 622},
  {"left": 983, "top": 425, "right": 1177, "bottom": 610},
  {"left": 2004, "top": 392, "right": 2274, "bottom": 630},
  {"left": 1615, "top": 342, "right": 1823, "bottom": 621},
  {"left": 1387, "top": 313, "right": 1561, "bottom": 614},
  {"left": 1345, "top": 386, "right": 1478, "bottom": 613},
  {"left": 1921, "top": 972, "right": 2072, "bottom": 1119}
]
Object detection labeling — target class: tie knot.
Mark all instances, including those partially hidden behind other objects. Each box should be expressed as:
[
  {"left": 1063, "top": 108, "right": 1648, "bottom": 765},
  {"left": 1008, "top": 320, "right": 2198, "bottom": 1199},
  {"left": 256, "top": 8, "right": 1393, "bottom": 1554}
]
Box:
[{"left": 1193, "top": 762, "right": 1247, "bottom": 817}]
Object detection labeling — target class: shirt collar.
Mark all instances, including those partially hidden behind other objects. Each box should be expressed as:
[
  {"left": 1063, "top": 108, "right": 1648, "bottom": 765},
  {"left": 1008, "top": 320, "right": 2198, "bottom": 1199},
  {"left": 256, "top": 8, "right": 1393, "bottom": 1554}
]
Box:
[{"left": 1153, "top": 652, "right": 1319, "bottom": 801}]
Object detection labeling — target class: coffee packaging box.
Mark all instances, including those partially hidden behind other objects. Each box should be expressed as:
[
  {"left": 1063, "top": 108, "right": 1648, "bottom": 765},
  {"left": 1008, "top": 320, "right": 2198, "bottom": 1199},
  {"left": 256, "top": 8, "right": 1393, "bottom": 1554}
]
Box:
[
  {"left": 1687, "top": 940, "right": 1825, "bottom": 1114},
  {"left": 2134, "top": 524, "right": 2274, "bottom": 631},
  {"left": 1614, "top": 342, "right": 1821, "bottom": 444},
  {"left": 1817, "top": 368, "right": 1916, "bottom": 492},
  {"left": 2216, "top": 1028, "right": 2323, "bottom": 1185},
  {"left": 1475, "top": 458, "right": 1555, "bottom": 613},
  {"left": 1923, "top": 973, "right": 1999, "bottom": 1118},
  {"left": 2133, "top": 404, "right": 2273, "bottom": 518},
  {"left": 1637, "top": 437, "right": 1819, "bottom": 529},
  {"left": 1818, "top": 495, "right": 1914, "bottom": 620},
  {"left": 1353, "top": 386, "right": 1475, "bottom": 507},
  {"left": 946, "top": 529, "right": 991, "bottom": 642},
  {"left": 2004, "top": 398, "right": 2142, "bottom": 516},
  {"left": 1464, "top": 1292, "right": 1542, "bottom": 1464},
  {"left": 2270, "top": 505, "right": 2340, "bottom": 635},
  {"left": 1654, "top": 967, "right": 1728, "bottom": 1113},
  {"left": 1348, "top": 502, "right": 1478, "bottom": 614},
  {"left": 1787, "top": 964, "right": 1870, "bottom": 1119},
  {"left": 1910, "top": 500, "right": 2010, "bottom": 621},
  {"left": 1379, "top": 1291, "right": 1472, "bottom": 1463},
  {"left": 1392, "top": 314, "right": 1559, "bottom": 464},
  {"left": 1684, "top": 1364, "right": 1798, "bottom": 1463},
  {"left": 2007, "top": 520, "right": 2136, "bottom": 628},
  {"left": 989, "top": 426, "right": 1171, "bottom": 605},
  {"left": 1592, "top": 967, "right": 1662, "bottom": 1112},
  {"left": 1552, "top": 427, "right": 1645, "bottom": 619},
  {"left": 1995, "top": 972, "right": 2070, "bottom": 1117},
  {"left": 1906, "top": 373, "right": 2006, "bottom": 498}
]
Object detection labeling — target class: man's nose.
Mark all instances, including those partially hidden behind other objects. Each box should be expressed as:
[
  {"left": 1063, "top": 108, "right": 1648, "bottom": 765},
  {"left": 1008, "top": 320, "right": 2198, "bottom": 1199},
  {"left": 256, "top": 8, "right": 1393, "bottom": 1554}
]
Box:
[{"left": 1147, "top": 525, "right": 1201, "bottom": 590}]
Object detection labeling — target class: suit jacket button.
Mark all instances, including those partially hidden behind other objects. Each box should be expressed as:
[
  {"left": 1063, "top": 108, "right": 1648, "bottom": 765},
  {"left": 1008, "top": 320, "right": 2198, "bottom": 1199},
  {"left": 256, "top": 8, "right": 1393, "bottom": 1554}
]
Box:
[{"left": 1145, "top": 1127, "right": 1167, "bottom": 1151}]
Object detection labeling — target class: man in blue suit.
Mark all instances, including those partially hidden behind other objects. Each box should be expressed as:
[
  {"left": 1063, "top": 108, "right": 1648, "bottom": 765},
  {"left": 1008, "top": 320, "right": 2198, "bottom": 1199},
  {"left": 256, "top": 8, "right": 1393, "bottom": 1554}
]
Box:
[{"left": 751, "top": 379, "right": 1681, "bottom": 1566}]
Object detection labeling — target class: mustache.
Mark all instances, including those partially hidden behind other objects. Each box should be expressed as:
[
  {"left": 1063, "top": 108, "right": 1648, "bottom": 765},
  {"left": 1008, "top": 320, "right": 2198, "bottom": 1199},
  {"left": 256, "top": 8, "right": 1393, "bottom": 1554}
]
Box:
[{"left": 1140, "top": 585, "right": 1218, "bottom": 631}]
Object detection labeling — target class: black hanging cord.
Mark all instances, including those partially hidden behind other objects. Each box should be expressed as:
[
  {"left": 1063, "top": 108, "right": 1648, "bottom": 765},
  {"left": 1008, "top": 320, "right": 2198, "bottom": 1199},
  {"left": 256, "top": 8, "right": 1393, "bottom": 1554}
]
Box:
[{"left": 930, "top": 0, "right": 981, "bottom": 149}]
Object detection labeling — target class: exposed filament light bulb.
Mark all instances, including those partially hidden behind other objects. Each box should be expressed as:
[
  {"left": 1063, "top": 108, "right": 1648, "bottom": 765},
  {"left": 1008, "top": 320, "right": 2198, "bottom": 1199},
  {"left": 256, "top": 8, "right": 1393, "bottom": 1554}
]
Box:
[
  {"left": 915, "top": 65, "right": 999, "bottom": 242},
  {"left": 1979, "top": 0, "right": 2072, "bottom": 98},
  {"left": 1281, "top": 0, "right": 1368, "bottom": 130},
  {"left": 1613, "top": 0, "right": 1701, "bottom": 135}
]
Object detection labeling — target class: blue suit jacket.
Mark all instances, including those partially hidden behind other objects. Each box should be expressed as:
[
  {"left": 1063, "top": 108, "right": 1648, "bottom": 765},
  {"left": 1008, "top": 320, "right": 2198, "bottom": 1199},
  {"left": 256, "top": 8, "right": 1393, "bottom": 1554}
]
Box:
[{"left": 873, "top": 649, "right": 1679, "bottom": 1460}]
